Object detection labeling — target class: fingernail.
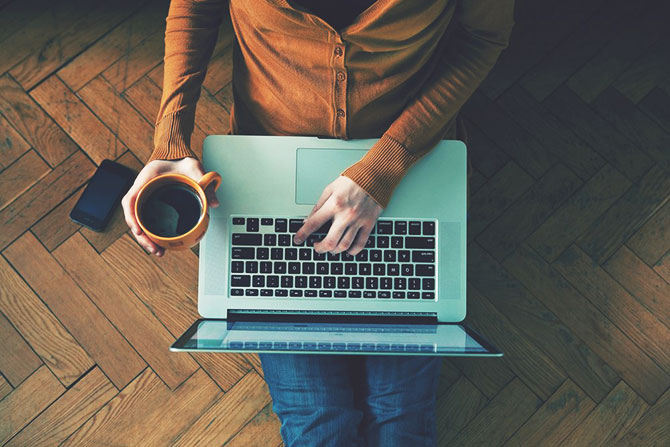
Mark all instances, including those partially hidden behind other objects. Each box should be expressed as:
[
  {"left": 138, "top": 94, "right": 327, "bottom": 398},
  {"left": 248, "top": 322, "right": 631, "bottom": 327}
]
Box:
[{"left": 294, "top": 237, "right": 302, "bottom": 244}]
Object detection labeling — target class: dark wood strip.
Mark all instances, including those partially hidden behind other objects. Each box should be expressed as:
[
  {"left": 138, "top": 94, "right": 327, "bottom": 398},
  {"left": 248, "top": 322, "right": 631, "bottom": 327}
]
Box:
[
  {"left": 617, "top": 388, "right": 670, "bottom": 445},
  {"left": 449, "top": 355, "right": 514, "bottom": 401},
  {"left": 462, "top": 118, "right": 510, "bottom": 179},
  {"left": 0, "top": 311, "right": 42, "bottom": 387},
  {"left": 436, "top": 376, "right": 489, "bottom": 446},
  {"left": 640, "top": 87, "right": 670, "bottom": 135},
  {"left": 224, "top": 403, "right": 283, "bottom": 447},
  {"left": 31, "top": 187, "right": 82, "bottom": 252},
  {"left": 101, "top": 30, "right": 164, "bottom": 92},
  {"left": 0, "top": 113, "right": 30, "bottom": 170},
  {"left": 612, "top": 35, "right": 670, "bottom": 104},
  {"left": 0, "top": 74, "right": 78, "bottom": 167},
  {"left": 626, "top": 200, "right": 670, "bottom": 266},
  {"left": 0, "top": 149, "right": 50, "bottom": 211}
]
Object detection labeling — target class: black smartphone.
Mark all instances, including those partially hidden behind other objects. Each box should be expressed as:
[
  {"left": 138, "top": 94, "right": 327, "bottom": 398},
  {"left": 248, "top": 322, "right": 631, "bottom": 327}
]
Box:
[{"left": 70, "top": 159, "right": 136, "bottom": 232}]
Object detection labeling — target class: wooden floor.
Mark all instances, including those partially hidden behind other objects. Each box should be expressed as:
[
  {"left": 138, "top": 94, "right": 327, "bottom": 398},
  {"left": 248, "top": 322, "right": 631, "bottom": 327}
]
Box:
[{"left": 1, "top": 0, "right": 669, "bottom": 445}]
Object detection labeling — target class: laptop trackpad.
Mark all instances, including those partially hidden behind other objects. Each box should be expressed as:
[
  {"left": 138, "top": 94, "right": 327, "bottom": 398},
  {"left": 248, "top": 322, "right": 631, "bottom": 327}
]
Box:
[{"left": 295, "top": 148, "right": 367, "bottom": 204}]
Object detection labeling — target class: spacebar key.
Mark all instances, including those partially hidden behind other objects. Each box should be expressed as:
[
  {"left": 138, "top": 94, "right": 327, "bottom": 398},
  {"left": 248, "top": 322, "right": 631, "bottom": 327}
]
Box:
[{"left": 405, "top": 237, "right": 435, "bottom": 249}]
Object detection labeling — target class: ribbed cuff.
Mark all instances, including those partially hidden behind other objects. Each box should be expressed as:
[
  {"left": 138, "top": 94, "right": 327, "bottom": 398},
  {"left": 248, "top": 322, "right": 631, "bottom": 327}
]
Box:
[
  {"left": 340, "top": 135, "right": 418, "bottom": 209},
  {"left": 148, "top": 110, "right": 197, "bottom": 163}
]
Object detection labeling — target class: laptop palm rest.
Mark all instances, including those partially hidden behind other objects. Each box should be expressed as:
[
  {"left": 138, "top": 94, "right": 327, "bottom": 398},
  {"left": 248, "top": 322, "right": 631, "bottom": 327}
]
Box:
[{"left": 295, "top": 148, "right": 368, "bottom": 204}]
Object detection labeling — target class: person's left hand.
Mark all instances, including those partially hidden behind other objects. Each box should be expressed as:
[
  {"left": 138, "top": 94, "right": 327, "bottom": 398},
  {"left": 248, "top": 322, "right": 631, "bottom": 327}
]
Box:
[{"left": 293, "top": 176, "right": 383, "bottom": 256}]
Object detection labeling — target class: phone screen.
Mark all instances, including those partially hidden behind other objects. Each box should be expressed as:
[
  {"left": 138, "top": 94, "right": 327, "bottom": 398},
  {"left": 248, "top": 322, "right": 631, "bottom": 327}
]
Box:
[{"left": 71, "top": 161, "right": 135, "bottom": 230}]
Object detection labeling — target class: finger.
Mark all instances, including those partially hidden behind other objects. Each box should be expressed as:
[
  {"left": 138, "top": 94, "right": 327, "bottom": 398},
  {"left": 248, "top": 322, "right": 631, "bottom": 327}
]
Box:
[
  {"left": 122, "top": 189, "right": 142, "bottom": 236},
  {"left": 314, "top": 216, "right": 350, "bottom": 253},
  {"left": 333, "top": 224, "right": 361, "bottom": 254},
  {"left": 294, "top": 203, "right": 334, "bottom": 244},
  {"left": 307, "top": 186, "right": 332, "bottom": 219},
  {"left": 347, "top": 222, "right": 374, "bottom": 256},
  {"left": 155, "top": 246, "right": 165, "bottom": 257}
]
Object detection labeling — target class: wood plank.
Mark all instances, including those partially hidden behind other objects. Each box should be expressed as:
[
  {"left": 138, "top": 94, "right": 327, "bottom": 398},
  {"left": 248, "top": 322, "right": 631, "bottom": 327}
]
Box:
[
  {"left": 504, "top": 379, "right": 596, "bottom": 447},
  {"left": 465, "top": 285, "right": 564, "bottom": 400},
  {"left": 148, "top": 242, "right": 199, "bottom": 302},
  {"left": 0, "top": 310, "right": 42, "bottom": 387},
  {"left": 476, "top": 163, "right": 582, "bottom": 262},
  {"left": 468, "top": 242, "right": 620, "bottom": 403},
  {"left": 436, "top": 376, "right": 489, "bottom": 446},
  {"left": 497, "top": 85, "right": 605, "bottom": 181},
  {"left": 519, "top": 0, "right": 633, "bottom": 101},
  {"left": 640, "top": 88, "right": 670, "bottom": 135},
  {"left": 0, "top": 74, "right": 78, "bottom": 167},
  {"left": 467, "top": 162, "right": 534, "bottom": 242},
  {"left": 54, "top": 232, "right": 199, "bottom": 389},
  {"left": 544, "top": 86, "right": 652, "bottom": 183},
  {"left": 462, "top": 91, "right": 555, "bottom": 179},
  {"left": 8, "top": 1, "right": 139, "bottom": 90},
  {"left": 172, "top": 371, "right": 272, "bottom": 447},
  {"left": 78, "top": 75, "right": 154, "bottom": 162},
  {"left": 101, "top": 30, "right": 164, "bottom": 92},
  {"left": 3, "top": 231, "right": 146, "bottom": 389},
  {"left": 561, "top": 381, "right": 648, "bottom": 445},
  {"left": 123, "top": 75, "right": 162, "bottom": 123},
  {"left": 576, "top": 165, "right": 670, "bottom": 264},
  {"left": 0, "top": 256, "right": 94, "bottom": 386},
  {"left": 0, "top": 149, "right": 50, "bottom": 211},
  {"left": 225, "top": 402, "right": 283, "bottom": 447},
  {"left": 554, "top": 245, "right": 670, "bottom": 373},
  {"left": 436, "top": 359, "right": 462, "bottom": 398},
  {"left": 626, "top": 200, "right": 670, "bottom": 266},
  {"left": 613, "top": 35, "right": 670, "bottom": 104},
  {"left": 604, "top": 245, "right": 670, "bottom": 330},
  {"left": 58, "top": 0, "right": 168, "bottom": 91},
  {"left": 5, "top": 367, "right": 116, "bottom": 447},
  {"left": 31, "top": 186, "right": 83, "bottom": 251},
  {"left": 80, "top": 150, "right": 142, "bottom": 252},
  {"left": 0, "top": 366, "right": 64, "bottom": 445},
  {"left": 504, "top": 244, "right": 670, "bottom": 403},
  {"left": 567, "top": 3, "right": 667, "bottom": 103},
  {"left": 592, "top": 88, "right": 670, "bottom": 172},
  {"left": 616, "top": 388, "right": 670, "bottom": 446},
  {"left": 63, "top": 368, "right": 221, "bottom": 447},
  {"left": 0, "top": 149, "right": 94, "bottom": 251},
  {"left": 449, "top": 378, "right": 541, "bottom": 446},
  {"left": 30, "top": 75, "right": 127, "bottom": 164},
  {"left": 527, "top": 163, "right": 630, "bottom": 263},
  {"left": 0, "top": 113, "right": 30, "bottom": 170},
  {"left": 0, "top": 374, "right": 11, "bottom": 401},
  {"left": 449, "top": 356, "right": 514, "bottom": 400},
  {"left": 0, "top": 0, "right": 52, "bottom": 44},
  {"left": 214, "top": 81, "right": 234, "bottom": 112},
  {"left": 189, "top": 351, "right": 252, "bottom": 393},
  {"left": 654, "top": 250, "right": 670, "bottom": 284}
]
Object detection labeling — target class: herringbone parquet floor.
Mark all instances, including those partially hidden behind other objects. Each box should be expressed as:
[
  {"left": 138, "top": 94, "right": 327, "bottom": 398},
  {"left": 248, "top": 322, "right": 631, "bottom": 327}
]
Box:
[{"left": 0, "top": 0, "right": 669, "bottom": 445}]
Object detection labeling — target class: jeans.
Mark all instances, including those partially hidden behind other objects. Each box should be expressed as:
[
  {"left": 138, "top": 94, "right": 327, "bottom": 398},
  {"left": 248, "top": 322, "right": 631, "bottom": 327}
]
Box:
[{"left": 259, "top": 353, "right": 442, "bottom": 447}]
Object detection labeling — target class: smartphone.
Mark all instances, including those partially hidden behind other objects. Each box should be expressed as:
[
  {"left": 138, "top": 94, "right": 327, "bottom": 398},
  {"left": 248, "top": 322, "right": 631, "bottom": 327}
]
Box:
[{"left": 70, "top": 159, "right": 136, "bottom": 232}]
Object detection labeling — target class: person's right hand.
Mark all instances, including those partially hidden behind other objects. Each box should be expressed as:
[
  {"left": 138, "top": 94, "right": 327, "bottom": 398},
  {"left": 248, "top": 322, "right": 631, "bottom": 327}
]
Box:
[{"left": 121, "top": 157, "right": 220, "bottom": 257}]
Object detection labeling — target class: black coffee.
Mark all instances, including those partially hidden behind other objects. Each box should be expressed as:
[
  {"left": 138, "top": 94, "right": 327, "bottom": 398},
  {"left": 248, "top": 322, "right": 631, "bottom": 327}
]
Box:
[{"left": 140, "top": 184, "right": 202, "bottom": 237}]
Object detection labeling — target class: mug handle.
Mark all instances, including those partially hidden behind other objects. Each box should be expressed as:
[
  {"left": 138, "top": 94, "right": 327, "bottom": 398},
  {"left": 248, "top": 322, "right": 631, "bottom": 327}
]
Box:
[{"left": 198, "top": 171, "right": 222, "bottom": 192}]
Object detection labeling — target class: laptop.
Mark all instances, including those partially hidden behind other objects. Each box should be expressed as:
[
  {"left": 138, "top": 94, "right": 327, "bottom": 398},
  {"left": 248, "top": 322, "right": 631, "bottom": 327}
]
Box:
[{"left": 171, "top": 135, "right": 502, "bottom": 357}]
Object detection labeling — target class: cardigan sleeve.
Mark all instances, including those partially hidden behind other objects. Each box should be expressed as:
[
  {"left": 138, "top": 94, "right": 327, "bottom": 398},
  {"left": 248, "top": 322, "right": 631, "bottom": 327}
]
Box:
[
  {"left": 341, "top": 0, "right": 515, "bottom": 208},
  {"left": 147, "top": 0, "right": 227, "bottom": 162}
]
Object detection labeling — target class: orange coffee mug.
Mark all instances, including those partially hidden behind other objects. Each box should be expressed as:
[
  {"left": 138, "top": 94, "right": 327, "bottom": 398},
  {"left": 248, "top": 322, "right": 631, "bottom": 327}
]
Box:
[{"left": 135, "top": 172, "right": 222, "bottom": 250}]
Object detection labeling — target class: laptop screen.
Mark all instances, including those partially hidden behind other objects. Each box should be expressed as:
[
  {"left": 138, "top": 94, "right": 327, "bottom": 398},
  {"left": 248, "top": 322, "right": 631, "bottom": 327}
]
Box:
[{"left": 172, "top": 319, "right": 500, "bottom": 356}]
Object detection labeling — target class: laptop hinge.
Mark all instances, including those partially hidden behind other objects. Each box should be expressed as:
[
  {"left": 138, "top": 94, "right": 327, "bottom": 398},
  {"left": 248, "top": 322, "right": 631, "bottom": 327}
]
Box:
[{"left": 227, "top": 309, "right": 438, "bottom": 324}]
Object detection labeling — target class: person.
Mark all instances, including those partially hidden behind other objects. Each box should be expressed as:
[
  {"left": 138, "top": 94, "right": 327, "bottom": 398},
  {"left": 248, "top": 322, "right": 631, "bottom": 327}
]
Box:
[{"left": 122, "top": 1, "right": 514, "bottom": 445}]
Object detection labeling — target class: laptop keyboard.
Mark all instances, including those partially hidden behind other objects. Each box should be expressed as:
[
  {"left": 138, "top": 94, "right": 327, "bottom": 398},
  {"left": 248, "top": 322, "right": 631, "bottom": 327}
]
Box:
[{"left": 229, "top": 216, "right": 437, "bottom": 300}]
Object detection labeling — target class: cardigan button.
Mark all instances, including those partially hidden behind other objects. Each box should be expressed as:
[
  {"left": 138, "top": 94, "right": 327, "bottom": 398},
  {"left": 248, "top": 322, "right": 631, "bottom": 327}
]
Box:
[
  {"left": 336, "top": 109, "right": 345, "bottom": 118},
  {"left": 336, "top": 72, "right": 346, "bottom": 82},
  {"left": 334, "top": 47, "right": 343, "bottom": 57}
]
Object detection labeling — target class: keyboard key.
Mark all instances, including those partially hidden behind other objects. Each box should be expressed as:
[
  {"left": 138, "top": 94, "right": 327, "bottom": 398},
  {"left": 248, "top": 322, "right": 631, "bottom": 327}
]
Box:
[
  {"left": 285, "top": 248, "right": 297, "bottom": 260},
  {"left": 345, "top": 263, "right": 357, "bottom": 275},
  {"left": 365, "top": 236, "right": 375, "bottom": 248},
  {"left": 405, "top": 237, "right": 435, "bottom": 249},
  {"left": 331, "top": 263, "right": 343, "bottom": 275},
  {"left": 412, "top": 251, "right": 435, "bottom": 262},
  {"left": 355, "top": 250, "right": 368, "bottom": 261},
  {"left": 295, "top": 276, "right": 307, "bottom": 288},
  {"left": 398, "top": 250, "right": 410, "bottom": 262},
  {"left": 359, "top": 263, "right": 371, "bottom": 275},
  {"left": 377, "top": 221, "right": 393, "bottom": 234},
  {"left": 377, "top": 236, "right": 389, "bottom": 248},
  {"left": 278, "top": 234, "right": 291, "bottom": 246},
  {"left": 304, "top": 342, "right": 317, "bottom": 349},
  {"left": 267, "top": 275, "right": 279, "bottom": 287},
  {"left": 370, "top": 250, "right": 382, "bottom": 262},
  {"left": 281, "top": 276, "right": 293, "bottom": 287},
  {"left": 348, "top": 291, "right": 362, "bottom": 298},
  {"left": 317, "top": 262, "right": 329, "bottom": 274},
  {"left": 423, "top": 221, "right": 435, "bottom": 235},
  {"left": 347, "top": 343, "right": 361, "bottom": 351},
  {"left": 352, "top": 277, "right": 364, "bottom": 289},
  {"left": 264, "top": 234, "right": 276, "bottom": 246},
  {"left": 366, "top": 277, "right": 378, "bottom": 289},
  {"left": 401, "top": 264, "right": 413, "bottom": 276},
  {"left": 261, "top": 218, "right": 273, "bottom": 226},
  {"left": 276, "top": 289, "right": 288, "bottom": 297},
  {"left": 231, "top": 288, "right": 243, "bottom": 296},
  {"left": 270, "top": 248, "right": 282, "bottom": 260},
  {"left": 334, "top": 290, "right": 346, "bottom": 298},
  {"left": 391, "top": 344, "right": 405, "bottom": 351},
  {"left": 261, "top": 289, "right": 273, "bottom": 296},
  {"left": 324, "top": 276, "right": 336, "bottom": 288},
  {"left": 394, "top": 221, "right": 407, "bottom": 234},
  {"left": 319, "top": 342, "right": 332, "bottom": 349},
  {"left": 377, "top": 343, "right": 390, "bottom": 351},
  {"left": 341, "top": 252, "right": 354, "bottom": 261},
  {"left": 252, "top": 275, "right": 264, "bottom": 287},
  {"left": 256, "top": 247, "right": 269, "bottom": 259},
  {"left": 259, "top": 341, "right": 273, "bottom": 349},
  {"left": 378, "top": 291, "right": 390, "bottom": 298},
  {"left": 231, "top": 275, "right": 250, "bottom": 287},
  {"left": 275, "top": 218, "right": 287, "bottom": 232},
  {"left": 305, "top": 290, "right": 317, "bottom": 297},
  {"left": 303, "top": 262, "right": 315, "bottom": 274},
  {"left": 364, "top": 291, "right": 376, "bottom": 298},
  {"left": 274, "top": 262, "right": 287, "bottom": 274},
  {"left": 422, "top": 278, "right": 435, "bottom": 290},
  {"left": 380, "top": 277, "right": 392, "bottom": 289},
  {"left": 316, "top": 220, "right": 332, "bottom": 234},
  {"left": 409, "top": 278, "right": 420, "bottom": 289},
  {"left": 388, "top": 264, "right": 399, "bottom": 276},
  {"left": 245, "top": 261, "right": 258, "bottom": 273},
  {"left": 289, "top": 219, "right": 303, "bottom": 233},
  {"left": 373, "top": 263, "right": 385, "bottom": 275},
  {"left": 232, "top": 248, "right": 254, "bottom": 259},
  {"left": 409, "top": 221, "right": 421, "bottom": 234},
  {"left": 260, "top": 261, "right": 272, "bottom": 273},
  {"left": 391, "top": 237, "right": 403, "bottom": 248},
  {"left": 408, "top": 291, "right": 420, "bottom": 299},
  {"left": 338, "top": 277, "right": 350, "bottom": 289},
  {"left": 299, "top": 248, "right": 312, "bottom": 260},
  {"left": 313, "top": 251, "right": 326, "bottom": 261},
  {"left": 246, "top": 218, "right": 259, "bottom": 232},
  {"left": 245, "top": 288, "right": 258, "bottom": 296},
  {"left": 393, "top": 291, "right": 405, "bottom": 299},
  {"left": 394, "top": 278, "right": 407, "bottom": 289},
  {"left": 384, "top": 250, "right": 396, "bottom": 262},
  {"left": 422, "top": 292, "right": 435, "bottom": 300},
  {"left": 309, "top": 276, "right": 322, "bottom": 288},
  {"left": 416, "top": 265, "right": 435, "bottom": 276},
  {"left": 319, "top": 290, "right": 332, "bottom": 297},
  {"left": 232, "top": 217, "right": 245, "bottom": 225},
  {"left": 288, "top": 262, "right": 300, "bottom": 274},
  {"left": 231, "top": 261, "right": 244, "bottom": 273},
  {"left": 333, "top": 342, "right": 346, "bottom": 349},
  {"left": 327, "top": 252, "right": 340, "bottom": 261}
]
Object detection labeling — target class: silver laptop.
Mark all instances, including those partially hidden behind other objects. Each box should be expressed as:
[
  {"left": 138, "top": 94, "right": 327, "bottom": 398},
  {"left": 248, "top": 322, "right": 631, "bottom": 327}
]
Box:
[{"left": 171, "top": 135, "right": 501, "bottom": 356}]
